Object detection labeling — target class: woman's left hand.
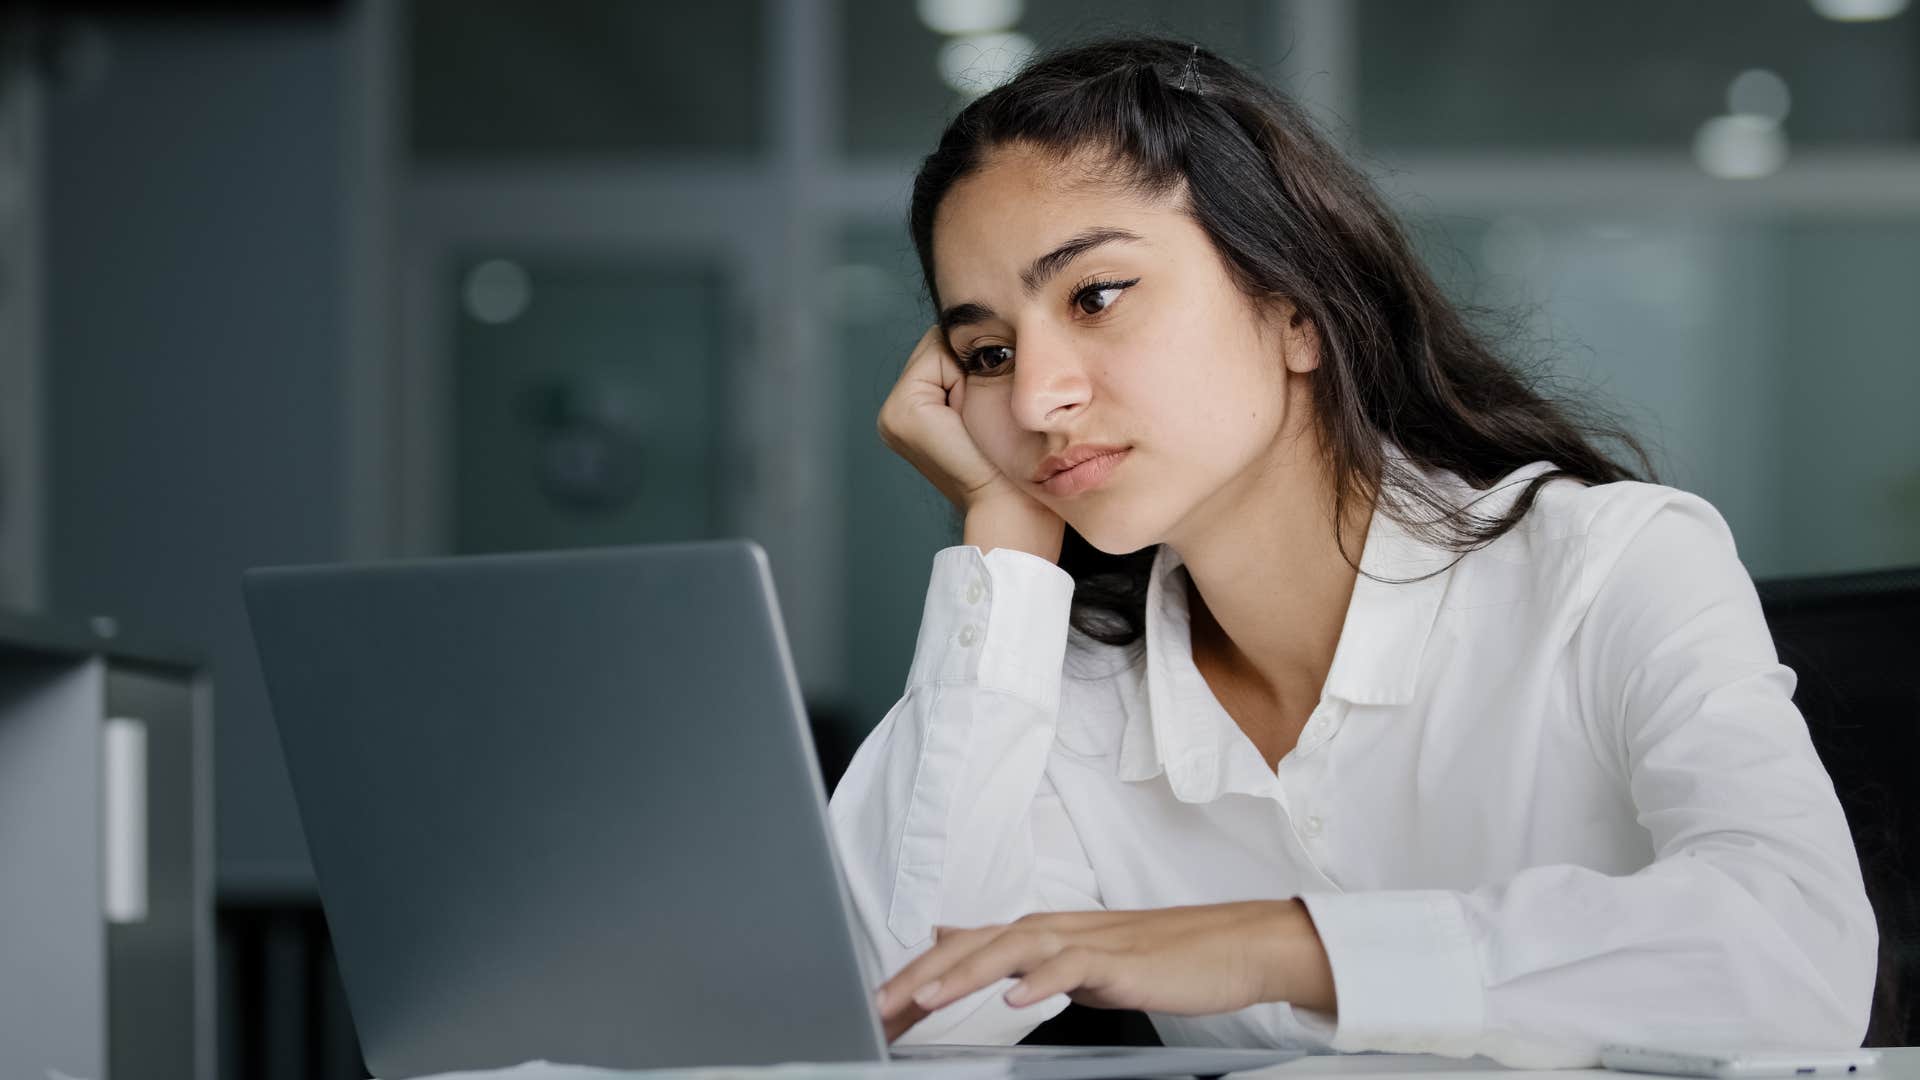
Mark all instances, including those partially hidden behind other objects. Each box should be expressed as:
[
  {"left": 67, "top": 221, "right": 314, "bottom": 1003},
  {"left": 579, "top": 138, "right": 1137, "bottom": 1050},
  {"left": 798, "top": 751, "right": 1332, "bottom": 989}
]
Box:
[{"left": 872, "top": 900, "right": 1337, "bottom": 1041}]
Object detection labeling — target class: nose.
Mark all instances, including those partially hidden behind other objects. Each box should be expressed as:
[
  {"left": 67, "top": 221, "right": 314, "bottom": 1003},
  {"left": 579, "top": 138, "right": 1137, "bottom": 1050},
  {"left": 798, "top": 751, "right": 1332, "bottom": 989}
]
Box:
[{"left": 1008, "top": 331, "right": 1092, "bottom": 432}]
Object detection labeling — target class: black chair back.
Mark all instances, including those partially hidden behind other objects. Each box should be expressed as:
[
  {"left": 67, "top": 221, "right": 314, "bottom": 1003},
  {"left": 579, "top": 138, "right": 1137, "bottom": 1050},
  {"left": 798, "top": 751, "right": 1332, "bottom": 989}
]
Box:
[{"left": 1760, "top": 566, "right": 1920, "bottom": 1047}]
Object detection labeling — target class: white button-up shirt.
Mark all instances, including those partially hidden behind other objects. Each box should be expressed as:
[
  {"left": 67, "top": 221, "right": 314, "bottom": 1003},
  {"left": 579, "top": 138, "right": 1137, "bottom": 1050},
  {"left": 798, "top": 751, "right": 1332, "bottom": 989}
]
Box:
[{"left": 826, "top": 462, "right": 1877, "bottom": 1068}]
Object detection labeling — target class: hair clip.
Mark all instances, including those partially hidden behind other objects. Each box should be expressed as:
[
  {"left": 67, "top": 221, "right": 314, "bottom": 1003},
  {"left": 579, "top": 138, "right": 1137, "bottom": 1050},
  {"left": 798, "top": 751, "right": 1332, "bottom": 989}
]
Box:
[{"left": 1177, "top": 43, "right": 1202, "bottom": 93}]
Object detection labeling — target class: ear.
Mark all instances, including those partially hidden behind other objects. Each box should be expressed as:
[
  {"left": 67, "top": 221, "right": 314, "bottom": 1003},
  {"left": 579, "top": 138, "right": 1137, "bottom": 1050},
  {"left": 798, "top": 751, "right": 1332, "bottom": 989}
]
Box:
[{"left": 1274, "top": 300, "right": 1321, "bottom": 375}]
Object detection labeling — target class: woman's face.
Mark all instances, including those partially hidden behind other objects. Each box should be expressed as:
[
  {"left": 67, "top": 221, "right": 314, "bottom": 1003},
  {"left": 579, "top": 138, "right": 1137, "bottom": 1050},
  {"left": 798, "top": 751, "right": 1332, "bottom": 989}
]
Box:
[{"left": 931, "top": 143, "right": 1319, "bottom": 555}]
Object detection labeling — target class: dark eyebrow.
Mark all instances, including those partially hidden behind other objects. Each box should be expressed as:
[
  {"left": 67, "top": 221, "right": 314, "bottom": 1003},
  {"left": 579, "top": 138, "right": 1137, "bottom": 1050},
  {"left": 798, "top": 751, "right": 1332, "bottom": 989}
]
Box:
[{"left": 937, "top": 226, "right": 1147, "bottom": 339}]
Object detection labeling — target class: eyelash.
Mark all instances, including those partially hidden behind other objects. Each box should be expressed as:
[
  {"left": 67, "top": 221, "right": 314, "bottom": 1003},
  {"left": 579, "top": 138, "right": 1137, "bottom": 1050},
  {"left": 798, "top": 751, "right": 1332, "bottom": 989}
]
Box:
[{"left": 955, "top": 276, "right": 1141, "bottom": 376}]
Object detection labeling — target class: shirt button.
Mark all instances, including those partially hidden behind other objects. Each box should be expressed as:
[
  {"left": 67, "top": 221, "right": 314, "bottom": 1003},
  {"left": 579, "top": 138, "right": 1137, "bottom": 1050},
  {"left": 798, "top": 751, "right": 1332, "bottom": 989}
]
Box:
[
  {"left": 957, "top": 624, "right": 980, "bottom": 647},
  {"left": 963, "top": 580, "right": 984, "bottom": 605},
  {"left": 1301, "top": 815, "right": 1324, "bottom": 839}
]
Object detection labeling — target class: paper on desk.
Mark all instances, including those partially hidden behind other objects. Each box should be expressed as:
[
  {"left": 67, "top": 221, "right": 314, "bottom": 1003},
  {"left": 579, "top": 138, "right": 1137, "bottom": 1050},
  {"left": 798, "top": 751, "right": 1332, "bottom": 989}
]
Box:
[{"left": 384, "top": 1059, "right": 1013, "bottom": 1080}]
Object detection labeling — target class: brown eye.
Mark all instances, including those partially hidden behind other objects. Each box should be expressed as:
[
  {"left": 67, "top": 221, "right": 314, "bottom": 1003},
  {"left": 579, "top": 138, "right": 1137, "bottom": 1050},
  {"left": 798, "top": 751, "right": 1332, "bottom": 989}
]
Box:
[
  {"left": 959, "top": 345, "right": 1013, "bottom": 375},
  {"left": 1071, "top": 277, "right": 1139, "bottom": 317}
]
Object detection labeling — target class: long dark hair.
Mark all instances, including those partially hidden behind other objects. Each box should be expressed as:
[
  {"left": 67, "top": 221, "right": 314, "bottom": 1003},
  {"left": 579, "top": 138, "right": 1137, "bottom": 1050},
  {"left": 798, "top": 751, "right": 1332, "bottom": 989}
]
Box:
[{"left": 907, "top": 37, "right": 1653, "bottom": 646}]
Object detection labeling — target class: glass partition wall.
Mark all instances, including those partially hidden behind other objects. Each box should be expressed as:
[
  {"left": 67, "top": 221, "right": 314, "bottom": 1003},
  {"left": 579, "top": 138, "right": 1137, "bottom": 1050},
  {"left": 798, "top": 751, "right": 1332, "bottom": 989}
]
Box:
[{"left": 400, "top": 0, "right": 1920, "bottom": 737}]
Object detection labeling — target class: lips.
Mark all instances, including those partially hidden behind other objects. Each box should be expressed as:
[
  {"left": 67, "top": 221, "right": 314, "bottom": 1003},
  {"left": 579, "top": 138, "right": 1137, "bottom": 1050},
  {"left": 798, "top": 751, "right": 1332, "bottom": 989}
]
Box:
[
  {"left": 1033, "top": 443, "right": 1130, "bottom": 483},
  {"left": 1034, "top": 445, "right": 1130, "bottom": 497}
]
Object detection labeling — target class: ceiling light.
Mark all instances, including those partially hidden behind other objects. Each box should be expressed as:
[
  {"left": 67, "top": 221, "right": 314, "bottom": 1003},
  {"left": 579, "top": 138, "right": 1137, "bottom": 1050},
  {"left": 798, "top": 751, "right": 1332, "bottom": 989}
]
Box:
[
  {"left": 1694, "top": 115, "right": 1788, "bottom": 179},
  {"left": 917, "top": 0, "right": 1024, "bottom": 35},
  {"left": 464, "top": 259, "right": 533, "bottom": 325},
  {"left": 937, "top": 31, "right": 1037, "bottom": 96},
  {"left": 1809, "top": 0, "right": 1908, "bottom": 21},
  {"left": 1727, "top": 69, "right": 1791, "bottom": 122}
]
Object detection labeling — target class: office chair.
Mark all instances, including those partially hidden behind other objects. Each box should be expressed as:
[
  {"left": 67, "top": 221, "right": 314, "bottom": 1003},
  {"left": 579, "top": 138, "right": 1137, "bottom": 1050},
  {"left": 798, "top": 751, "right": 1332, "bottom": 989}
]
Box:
[{"left": 1759, "top": 565, "right": 1920, "bottom": 1047}]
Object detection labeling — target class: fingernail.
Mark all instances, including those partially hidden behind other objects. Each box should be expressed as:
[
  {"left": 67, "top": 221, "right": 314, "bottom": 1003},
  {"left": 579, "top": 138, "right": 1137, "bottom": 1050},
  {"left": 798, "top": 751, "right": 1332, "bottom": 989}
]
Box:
[
  {"left": 1004, "top": 980, "right": 1030, "bottom": 1007},
  {"left": 912, "top": 980, "right": 944, "bottom": 1008}
]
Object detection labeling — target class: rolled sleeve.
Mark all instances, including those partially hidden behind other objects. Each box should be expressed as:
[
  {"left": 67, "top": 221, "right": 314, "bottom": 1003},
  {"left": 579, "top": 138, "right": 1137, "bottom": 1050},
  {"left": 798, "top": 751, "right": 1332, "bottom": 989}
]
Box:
[{"left": 1293, "top": 890, "right": 1487, "bottom": 1057}]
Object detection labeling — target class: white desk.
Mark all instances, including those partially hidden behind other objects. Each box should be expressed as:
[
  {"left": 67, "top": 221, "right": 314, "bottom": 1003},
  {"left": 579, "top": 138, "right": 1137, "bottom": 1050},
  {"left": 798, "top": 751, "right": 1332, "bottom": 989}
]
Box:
[
  {"left": 1251, "top": 1048, "right": 1920, "bottom": 1080},
  {"left": 385, "top": 1047, "right": 1920, "bottom": 1080}
]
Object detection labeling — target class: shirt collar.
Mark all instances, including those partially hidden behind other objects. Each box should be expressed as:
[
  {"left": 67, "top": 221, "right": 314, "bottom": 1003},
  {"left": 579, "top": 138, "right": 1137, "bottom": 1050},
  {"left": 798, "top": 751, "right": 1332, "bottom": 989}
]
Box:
[
  {"left": 1115, "top": 454, "right": 1555, "bottom": 801},
  {"left": 1116, "top": 542, "right": 1273, "bottom": 799}
]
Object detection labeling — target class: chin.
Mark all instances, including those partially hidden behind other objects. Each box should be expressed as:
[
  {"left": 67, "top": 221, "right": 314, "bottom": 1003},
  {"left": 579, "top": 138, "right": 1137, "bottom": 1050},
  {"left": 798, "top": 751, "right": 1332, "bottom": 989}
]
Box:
[{"left": 1067, "top": 510, "right": 1167, "bottom": 558}]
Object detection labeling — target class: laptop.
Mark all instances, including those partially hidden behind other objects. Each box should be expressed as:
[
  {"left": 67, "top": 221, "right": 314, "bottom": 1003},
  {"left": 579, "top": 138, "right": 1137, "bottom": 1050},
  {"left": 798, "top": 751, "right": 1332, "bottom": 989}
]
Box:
[{"left": 243, "top": 540, "right": 1305, "bottom": 1079}]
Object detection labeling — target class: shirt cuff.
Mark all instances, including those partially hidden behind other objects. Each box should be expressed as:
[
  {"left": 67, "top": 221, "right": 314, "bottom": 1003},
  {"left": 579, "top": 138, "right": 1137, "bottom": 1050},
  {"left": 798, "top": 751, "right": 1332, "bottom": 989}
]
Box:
[
  {"left": 906, "top": 545, "right": 1075, "bottom": 712},
  {"left": 1295, "top": 890, "right": 1487, "bottom": 1057}
]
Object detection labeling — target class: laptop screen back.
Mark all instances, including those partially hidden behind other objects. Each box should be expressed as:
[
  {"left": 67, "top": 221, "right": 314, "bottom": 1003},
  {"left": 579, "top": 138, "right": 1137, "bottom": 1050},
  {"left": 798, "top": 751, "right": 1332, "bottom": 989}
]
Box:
[{"left": 244, "top": 541, "right": 886, "bottom": 1075}]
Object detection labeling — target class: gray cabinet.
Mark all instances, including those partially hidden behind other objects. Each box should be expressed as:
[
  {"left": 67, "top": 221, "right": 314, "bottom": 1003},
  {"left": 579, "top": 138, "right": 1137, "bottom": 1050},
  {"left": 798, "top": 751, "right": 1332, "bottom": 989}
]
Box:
[{"left": 0, "top": 614, "right": 213, "bottom": 1080}]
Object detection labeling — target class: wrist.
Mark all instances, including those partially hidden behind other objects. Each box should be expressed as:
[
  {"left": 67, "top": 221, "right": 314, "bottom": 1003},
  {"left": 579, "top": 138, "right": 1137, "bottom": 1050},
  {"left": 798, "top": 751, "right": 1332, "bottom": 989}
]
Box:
[
  {"left": 1261, "top": 899, "right": 1338, "bottom": 1014},
  {"left": 963, "top": 497, "right": 1064, "bottom": 563}
]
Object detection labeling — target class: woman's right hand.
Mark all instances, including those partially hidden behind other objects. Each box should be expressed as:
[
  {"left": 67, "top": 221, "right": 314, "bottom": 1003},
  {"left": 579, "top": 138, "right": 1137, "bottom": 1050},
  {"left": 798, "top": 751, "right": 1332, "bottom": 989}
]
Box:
[{"left": 877, "top": 325, "right": 1066, "bottom": 562}]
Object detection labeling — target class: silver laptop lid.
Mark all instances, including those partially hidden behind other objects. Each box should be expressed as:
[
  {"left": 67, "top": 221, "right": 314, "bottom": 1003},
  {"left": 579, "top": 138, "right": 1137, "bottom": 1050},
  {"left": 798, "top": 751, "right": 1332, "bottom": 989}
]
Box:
[{"left": 243, "top": 541, "right": 887, "bottom": 1075}]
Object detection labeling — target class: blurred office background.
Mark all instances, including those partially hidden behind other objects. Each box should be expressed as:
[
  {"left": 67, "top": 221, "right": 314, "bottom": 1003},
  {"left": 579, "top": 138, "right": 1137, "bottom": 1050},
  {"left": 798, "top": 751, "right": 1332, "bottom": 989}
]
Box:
[{"left": 1, "top": 0, "right": 1917, "bottom": 1076}]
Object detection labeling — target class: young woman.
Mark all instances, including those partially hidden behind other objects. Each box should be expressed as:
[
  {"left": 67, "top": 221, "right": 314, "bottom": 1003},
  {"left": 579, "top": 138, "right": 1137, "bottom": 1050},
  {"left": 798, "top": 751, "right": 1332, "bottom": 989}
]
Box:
[{"left": 826, "top": 37, "right": 1875, "bottom": 1068}]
